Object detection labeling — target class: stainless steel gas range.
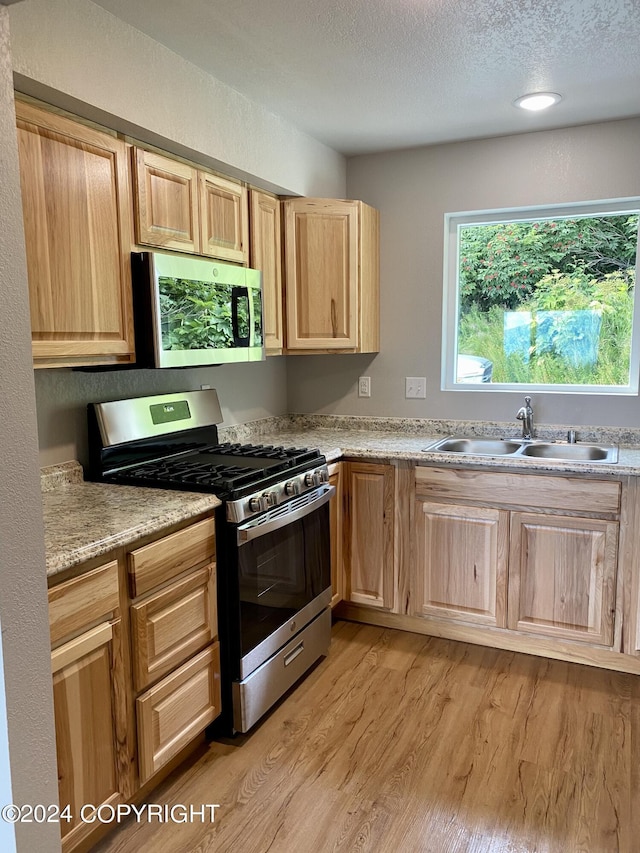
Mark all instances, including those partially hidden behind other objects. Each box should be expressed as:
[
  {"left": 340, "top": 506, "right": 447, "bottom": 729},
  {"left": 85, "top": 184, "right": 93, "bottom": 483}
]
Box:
[{"left": 87, "top": 389, "right": 333, "bottom": 733}]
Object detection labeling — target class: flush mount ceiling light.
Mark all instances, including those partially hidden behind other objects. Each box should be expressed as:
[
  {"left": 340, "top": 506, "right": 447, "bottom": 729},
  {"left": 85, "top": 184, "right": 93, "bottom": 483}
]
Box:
[{"left": 514, "top": 92, "right": 562, "bottom": 111}]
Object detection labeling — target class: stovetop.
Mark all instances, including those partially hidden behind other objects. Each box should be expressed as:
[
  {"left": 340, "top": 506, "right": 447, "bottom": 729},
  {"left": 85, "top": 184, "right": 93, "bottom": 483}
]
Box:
[
  {"left": 88, "top": 391, "right": 329, "bottom": 523},
  {"left": 108, "top": 442, "right": 324, "bottom": 497}
]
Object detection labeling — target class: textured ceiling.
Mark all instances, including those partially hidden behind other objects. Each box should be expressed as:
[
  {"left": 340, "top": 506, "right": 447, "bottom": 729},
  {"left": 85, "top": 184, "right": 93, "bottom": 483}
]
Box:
[{"left": 93, "top": 0, "right": 640, "bottom": 155}]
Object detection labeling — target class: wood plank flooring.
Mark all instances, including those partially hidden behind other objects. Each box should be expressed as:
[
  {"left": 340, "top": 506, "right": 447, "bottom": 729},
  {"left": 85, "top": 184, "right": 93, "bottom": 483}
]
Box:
[{"left": 96, "top": 621, "right": 639, "bottom": 853}]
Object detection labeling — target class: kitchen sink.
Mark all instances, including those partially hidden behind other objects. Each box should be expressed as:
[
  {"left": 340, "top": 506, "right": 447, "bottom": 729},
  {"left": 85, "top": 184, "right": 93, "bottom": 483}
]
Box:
[
  {"left": 426, "top": 436, "right": 618, "bottom": 463},
  {"left": 429, "top": 437, "right": 522, "bottom": 456},
  {"left": 519, "top": 442, "right": 618, "bottom": 462}
]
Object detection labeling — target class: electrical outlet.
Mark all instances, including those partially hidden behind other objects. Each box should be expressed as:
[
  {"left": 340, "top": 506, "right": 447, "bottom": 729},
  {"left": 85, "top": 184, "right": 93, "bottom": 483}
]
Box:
[
  {"left": 358, "top": 376, "right": 371, "bottom": 397},
  {"left": 405, "top": 377, "right": 426, "bottom": 399},
  {"left": 200, "top": 384, "right": 211, "bottom": 390}
]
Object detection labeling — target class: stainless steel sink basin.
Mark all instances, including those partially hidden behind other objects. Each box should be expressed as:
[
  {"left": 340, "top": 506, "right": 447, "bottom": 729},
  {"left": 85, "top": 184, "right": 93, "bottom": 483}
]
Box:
[
  {"left": 429, "top": 437, "right": 522, "bottom": 456},
  {"left": 519, "top": 442, "right": 618, "bottom": 462},
  {"left": 426, "top": 436, "right": 618, "bottom": 463}
]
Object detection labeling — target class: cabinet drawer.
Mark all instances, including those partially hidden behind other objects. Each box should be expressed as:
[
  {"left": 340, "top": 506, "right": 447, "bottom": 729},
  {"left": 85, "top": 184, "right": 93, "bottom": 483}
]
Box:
[
  {"left": 49, "top": 561, "right": 119, "bottom": 647},
  {"left": 136, "top": 643, "right": 221, "bottom": 784},
  {"left": 131, "top": 565, "right": 217, "bottom": 691},
  {"left": 415, "top": 467, "right": 621, "bottom": 516},
  {"left": 128, "top": 518, "right": 215, "bottom": 597}
]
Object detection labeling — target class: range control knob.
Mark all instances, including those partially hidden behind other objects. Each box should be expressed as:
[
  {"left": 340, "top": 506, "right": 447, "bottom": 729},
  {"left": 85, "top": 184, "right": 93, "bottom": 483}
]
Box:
[
  {"left": 304, "top": 470, "right": 322, "bottom": 487},
  {"left": 284, "top": 480, "right": 300, "bottom": 496},
  {"left": 248, "top": 495, "right": 269, "bottom": 512},
  {"left": 263, "top": 491, "right": 277, "bottom": 507}
]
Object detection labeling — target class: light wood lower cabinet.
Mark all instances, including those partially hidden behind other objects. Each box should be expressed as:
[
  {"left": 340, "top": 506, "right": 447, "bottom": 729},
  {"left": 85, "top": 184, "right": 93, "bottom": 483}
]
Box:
[
  {"left": 328, "top": 462, "right": 344, "bottom": 608},
  {"left": 412, "top": 467, "right": 621, "bottom": 650},
  {"left": 48, "top": 514, "right": 220, "bottom": 853},
  {"left": 130, "top": 564, "right": 217, "bottom": 691},
  {"left": 508, "top": 512, "right": 618, "bottom": 645},
  {"left": 52, "top": 623, "right": 123, "bottom": 852},
  {"left": 413, "top": 501, "right": 508, "bottom": 627},
  {"left": 136, "top": 643, "right": 221, "bottom": 784},
  {"left": 48, "top": 562, "right": 127, "bottom": 853},
  {"left": 343, "top": 462, "right": 395, "bottom": 610},
  {"left": 127, "top": 517, "right": 220, "bottom": 784}
]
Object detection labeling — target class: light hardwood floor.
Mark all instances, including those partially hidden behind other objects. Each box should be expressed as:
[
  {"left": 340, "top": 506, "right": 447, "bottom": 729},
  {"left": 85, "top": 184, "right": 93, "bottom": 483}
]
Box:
[{"left": 96, "top": 620, "right": 639, "bottom": 853}]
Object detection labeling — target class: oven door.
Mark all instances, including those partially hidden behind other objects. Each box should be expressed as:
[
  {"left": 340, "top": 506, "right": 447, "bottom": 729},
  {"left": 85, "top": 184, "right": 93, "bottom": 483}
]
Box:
[{"left": 235, "top": 484, "right": 333, "bottom": 679}]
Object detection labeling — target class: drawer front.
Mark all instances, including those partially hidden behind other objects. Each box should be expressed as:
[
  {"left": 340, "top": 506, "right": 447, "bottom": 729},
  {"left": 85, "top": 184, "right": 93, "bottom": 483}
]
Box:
[
  {"left": 49, "top": 561, "right": 119, "bottom": 647},
  {"left": 136, "top": 643, "right": 221, "bottom": 784},
  {"left": 131, "top": 565, "right": 217, "bottom": 691},
  {"left": 232, "top": 608, "right": 331, "bottom": 733},
  {"left": 415, "top": 467, "right": 621, "bottom": 516},
  {"left": 128, "top": 517, "right": 215, "bottom": 597}
]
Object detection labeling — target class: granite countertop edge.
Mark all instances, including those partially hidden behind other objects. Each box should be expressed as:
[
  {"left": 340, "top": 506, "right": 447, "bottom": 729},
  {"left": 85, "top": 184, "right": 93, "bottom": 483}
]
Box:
[{"left": 42, "top": 462, "right": 220, "bottom": 580}]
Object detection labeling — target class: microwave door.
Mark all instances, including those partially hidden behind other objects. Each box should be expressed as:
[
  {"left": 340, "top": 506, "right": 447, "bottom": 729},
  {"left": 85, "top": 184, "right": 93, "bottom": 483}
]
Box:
[{"left": 144, "top": 253, "right": 265, "bottom": 367}]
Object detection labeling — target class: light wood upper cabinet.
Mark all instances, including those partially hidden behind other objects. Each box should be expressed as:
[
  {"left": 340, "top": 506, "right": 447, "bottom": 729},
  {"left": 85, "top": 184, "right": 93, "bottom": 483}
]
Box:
[
  {"left": 133, "top": 147, "right": 248, "bottom": 263},
  {"left": 133, "top": 149, "right": 199, "bottom": 252},
  {"left": 282, "top": 198, "right": 380, "bottom": 353},
  {"left": 344, "top": 462, "right": 394, "bottom": 610},
  {"left": 200, "top": 172, "right": 249, "bottom": 264},
  {"left": 16, "top": 101, "right": 135, "bottom": 368},
  {"left": 508, "top": 512, "right": 618, "bottom": 645},
  {"left": 250, "top": 189, "right": 284, "bottom": 354},
  {"left": 414, "top": 501, "right": 508, "bottom": 628}
]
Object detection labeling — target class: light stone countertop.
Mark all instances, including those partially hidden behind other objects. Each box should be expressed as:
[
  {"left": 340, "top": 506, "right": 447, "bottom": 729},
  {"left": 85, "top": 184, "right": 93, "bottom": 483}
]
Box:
[
  {"left": 42, "top": 462, "right": 220, "bottom": 579},
  {"left": 220, "top": 415, "right": 640, "bottom": 477},
  {"left": 42, "top": 415, "right": 640, "bottom": 580}
]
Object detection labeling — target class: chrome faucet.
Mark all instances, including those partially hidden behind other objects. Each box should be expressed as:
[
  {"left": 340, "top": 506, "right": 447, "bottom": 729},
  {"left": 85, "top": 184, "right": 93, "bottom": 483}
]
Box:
[{"left": 516, "top": 396, "right": 534, "bottom": 440}]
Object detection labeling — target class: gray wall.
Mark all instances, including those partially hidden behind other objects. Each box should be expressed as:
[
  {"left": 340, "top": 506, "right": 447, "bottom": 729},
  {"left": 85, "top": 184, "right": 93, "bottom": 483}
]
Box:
[
  {"left": 35, "top": 360, "right": 288, "bottom": 468},
  {"left": 288, "top": 118, "right": 640, "bottom": 429},
  {"left": 0, "top": 5, "right": 60, "bottom": 851}
]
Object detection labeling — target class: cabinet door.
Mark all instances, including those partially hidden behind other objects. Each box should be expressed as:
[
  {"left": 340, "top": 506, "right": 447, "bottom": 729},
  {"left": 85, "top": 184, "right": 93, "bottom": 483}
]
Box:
[
  {"left": 283, "top": 198, "right": 359, "bottom": 350},
  {"left": 199, "top": 172, "right": 249, "bottom": 264},
  {"left": 250, "top": 190, "right": 283, "bottom": 354},
  {"left": 508, "top": 513, "right": 618, "bottom": 645},
  {"left": 16, "top": 102, "right": 135, "bottom": 367},
  {"left": 413, "top": 501, "right": 508, "bottom": 627},
  {"left": 328, "top": 462, "right": 344, "bottom": 608},
  {"left": 52, "top": 622, "right": 124, "bottom": 852},
  {"left": 133, "top": 148, "right": 199, "bottom": 252},
  {"left": 344, "top": 462, "right": 394, "bottom": 609}
]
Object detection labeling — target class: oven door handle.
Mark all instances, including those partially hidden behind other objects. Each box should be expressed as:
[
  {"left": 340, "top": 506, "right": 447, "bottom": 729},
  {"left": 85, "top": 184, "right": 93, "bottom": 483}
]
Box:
[{"left": 237, "top": 484, "right": 335, "bottom": 545}]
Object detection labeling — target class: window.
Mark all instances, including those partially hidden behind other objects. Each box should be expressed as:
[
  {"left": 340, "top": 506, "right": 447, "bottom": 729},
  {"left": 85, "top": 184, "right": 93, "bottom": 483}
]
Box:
[{"left": 442, "top": 199, "right": 640, "bottom": 394}]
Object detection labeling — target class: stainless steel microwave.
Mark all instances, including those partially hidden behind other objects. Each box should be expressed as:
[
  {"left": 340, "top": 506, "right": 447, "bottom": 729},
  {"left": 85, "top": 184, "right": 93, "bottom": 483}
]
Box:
[{"left": 132, "top": 251, "right": 265, "bottom": 368}]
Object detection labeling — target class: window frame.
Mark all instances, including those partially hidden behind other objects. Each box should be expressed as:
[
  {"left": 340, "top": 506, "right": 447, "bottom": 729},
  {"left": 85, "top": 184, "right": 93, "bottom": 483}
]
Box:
[{"left": 441, "top": 198, "right": 640, "bottom": 395}]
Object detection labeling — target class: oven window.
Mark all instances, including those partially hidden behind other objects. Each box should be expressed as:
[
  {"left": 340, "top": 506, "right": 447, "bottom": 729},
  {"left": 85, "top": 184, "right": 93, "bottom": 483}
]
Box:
[{"left": 237, "top": 502, "right": 330, "bottom": 656}]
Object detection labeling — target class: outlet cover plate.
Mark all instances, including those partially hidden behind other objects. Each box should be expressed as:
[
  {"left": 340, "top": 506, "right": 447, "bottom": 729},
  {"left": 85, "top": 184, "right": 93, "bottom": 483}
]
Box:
[{"left": 358, "top": 376, "right": 371, "bottom": 397}]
